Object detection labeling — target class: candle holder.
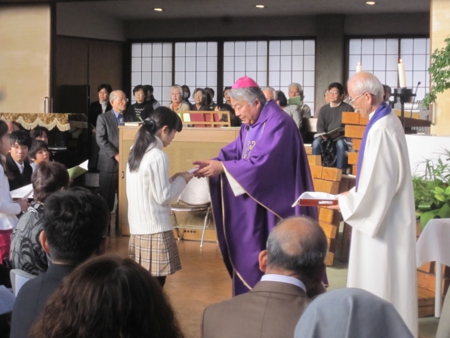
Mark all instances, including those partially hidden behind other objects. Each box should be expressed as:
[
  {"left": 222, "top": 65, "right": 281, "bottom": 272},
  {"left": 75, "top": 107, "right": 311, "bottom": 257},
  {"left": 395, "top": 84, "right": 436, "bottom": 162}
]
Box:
[{"left": 393, "top": 88, "right": 415, "bottom": 131}]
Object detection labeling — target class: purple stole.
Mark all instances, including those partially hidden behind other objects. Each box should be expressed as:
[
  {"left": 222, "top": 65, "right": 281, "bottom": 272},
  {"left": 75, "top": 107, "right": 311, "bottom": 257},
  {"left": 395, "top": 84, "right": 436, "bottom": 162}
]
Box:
[{"left": 356, "top": 102, "right": 391, "bottom": 191}]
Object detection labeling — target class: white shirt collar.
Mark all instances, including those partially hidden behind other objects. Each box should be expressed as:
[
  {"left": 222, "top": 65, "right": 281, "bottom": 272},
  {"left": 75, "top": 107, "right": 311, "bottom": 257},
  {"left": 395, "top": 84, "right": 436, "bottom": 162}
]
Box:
[
  {"left": 261, "top": 274, "right": 307, "bottom": 293},
  {"left": 14, "top": 159, "right": 24, "bottom": 173},
  {"left": 330, "top": 101, "right": 342, "bottom": 108},
  {"left": 368, "top": 110, "right": 376, "bottom": 120}
]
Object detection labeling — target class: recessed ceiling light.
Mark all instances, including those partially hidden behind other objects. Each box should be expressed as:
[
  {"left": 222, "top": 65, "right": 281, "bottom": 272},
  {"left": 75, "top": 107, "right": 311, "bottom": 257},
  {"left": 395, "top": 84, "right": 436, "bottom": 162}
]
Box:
[
  {"left": 366, "top": 1, "right": 376, "bottom": 5},
  {"left": 255, "top": 5, "right": 265, "bottom": 9},
  {"left": 154, "top": 8, "right": 163, "bottom": 12}
]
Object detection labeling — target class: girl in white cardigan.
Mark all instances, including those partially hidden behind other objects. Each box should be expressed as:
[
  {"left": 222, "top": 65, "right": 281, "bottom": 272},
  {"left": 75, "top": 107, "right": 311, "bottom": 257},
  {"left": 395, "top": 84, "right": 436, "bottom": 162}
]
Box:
[
  {"left": 0, "top": 120, "right": 28, "bottom": 262},
  {"left": 126, "top": 107, "right": 193, "bottom": 287}
]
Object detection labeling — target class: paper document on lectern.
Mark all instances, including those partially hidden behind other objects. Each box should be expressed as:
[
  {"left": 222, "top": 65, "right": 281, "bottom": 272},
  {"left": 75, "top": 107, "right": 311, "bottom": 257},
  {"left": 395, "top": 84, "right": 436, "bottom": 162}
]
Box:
[
  {"left": 67, "top": 160, "right": 89, "bottom": 180},
  {"left": 292, "top": 192, "right": 338, "bottom": 207}
]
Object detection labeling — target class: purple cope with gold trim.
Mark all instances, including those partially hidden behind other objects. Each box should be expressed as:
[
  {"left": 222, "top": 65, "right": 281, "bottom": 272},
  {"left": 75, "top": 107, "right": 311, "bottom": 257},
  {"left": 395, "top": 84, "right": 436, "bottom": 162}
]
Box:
[{"left": 209, "top": 100, "right": 318, "bottom": 296}]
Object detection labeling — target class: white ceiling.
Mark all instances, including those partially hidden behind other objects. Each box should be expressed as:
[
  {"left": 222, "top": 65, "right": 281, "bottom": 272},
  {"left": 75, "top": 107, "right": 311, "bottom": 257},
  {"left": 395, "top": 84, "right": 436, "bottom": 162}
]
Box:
[{"left": 60, "top": 0, "right": 430, "bottom": 20}]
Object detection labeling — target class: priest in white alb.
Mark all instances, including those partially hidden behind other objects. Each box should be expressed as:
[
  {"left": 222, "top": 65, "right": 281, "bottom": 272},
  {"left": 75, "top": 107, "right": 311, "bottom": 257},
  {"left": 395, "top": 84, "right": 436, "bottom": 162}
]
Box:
[{"left": 331, "top": 72, "right": 418, "bottom": 337}]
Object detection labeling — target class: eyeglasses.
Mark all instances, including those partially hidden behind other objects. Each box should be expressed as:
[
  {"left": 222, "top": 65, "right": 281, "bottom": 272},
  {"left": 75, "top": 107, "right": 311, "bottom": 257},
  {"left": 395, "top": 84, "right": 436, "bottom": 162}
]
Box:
[
  {"left": 115, "top": 98, "right": 128, "bottom": 103},
  {"left": 328, "top": 91, "right": 340, "bottom": 96},
  {"left": 11, "top": 144, "right": 28, "bottom": 151},
  {"left": 348, "top": 93, "right": 366, "bottom": 105}
]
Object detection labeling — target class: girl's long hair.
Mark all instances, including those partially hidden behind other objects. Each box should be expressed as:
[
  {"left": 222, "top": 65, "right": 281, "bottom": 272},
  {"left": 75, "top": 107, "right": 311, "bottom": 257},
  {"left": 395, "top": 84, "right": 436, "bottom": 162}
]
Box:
[
  {"left": 128, "top": 107, "right": 182, "bottom": 172},
  {"left": 31, "top": 255, "right": 184, "bottom": 338}
]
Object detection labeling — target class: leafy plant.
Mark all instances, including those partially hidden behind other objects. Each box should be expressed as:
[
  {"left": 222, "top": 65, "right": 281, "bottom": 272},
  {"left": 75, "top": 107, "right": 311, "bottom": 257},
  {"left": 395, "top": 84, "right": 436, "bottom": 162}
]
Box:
[
  {"left": 413, "top": 149, "right": 450, "bottom": 230},
  {"left": 423, "top": 37, "right": 450, "bottom": 107}
]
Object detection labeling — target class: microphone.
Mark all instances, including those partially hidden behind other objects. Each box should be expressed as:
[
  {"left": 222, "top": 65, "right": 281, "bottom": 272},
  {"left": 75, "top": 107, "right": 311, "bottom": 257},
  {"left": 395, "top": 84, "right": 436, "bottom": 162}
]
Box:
[
  {"left": 245, "top": 125, "right": 249, "bottom": 131},
  {"left": 410, "top": 81, "right": 421, "bottom": 117}
]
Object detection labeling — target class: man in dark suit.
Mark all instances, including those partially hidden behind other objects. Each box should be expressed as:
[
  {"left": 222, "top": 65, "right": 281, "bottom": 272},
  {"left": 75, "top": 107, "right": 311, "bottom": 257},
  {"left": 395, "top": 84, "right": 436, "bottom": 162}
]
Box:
[
  {"left": 88, "top": 83, "right": 112, "bottom": 171},
  {"left": 96, "top": 90, "right": 134, "bottom": 213},
  {"left": 10, "top": 187, "right": 109, "bottom": 338},
  {"left": 202, "top": 216, "right": 328, "bottom": 338},
  {"left": 5, "top": 130, "right": 32, "bottom": 191}
]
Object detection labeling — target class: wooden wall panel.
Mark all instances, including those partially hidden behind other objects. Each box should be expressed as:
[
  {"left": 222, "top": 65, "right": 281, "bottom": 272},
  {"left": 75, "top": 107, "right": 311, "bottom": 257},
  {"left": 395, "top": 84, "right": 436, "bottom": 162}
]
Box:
[
  {"left": 88, "top": 40, "right": 123, "bottom": 101},
  {"left": 53, "top": 36, "right": 124, "bottom": 112},
  {"left": 0, "top": 5, "right": 51, "bottom": 113}
]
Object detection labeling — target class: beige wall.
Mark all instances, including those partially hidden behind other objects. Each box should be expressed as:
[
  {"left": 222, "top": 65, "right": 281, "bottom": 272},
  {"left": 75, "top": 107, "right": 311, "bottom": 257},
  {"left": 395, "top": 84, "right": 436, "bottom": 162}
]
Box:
[
  {"left": 0, "top": 5, "right": 51, "bottom": 113},
  {"left": 430, "top": 0, "right": 450, "bottom": 135}
]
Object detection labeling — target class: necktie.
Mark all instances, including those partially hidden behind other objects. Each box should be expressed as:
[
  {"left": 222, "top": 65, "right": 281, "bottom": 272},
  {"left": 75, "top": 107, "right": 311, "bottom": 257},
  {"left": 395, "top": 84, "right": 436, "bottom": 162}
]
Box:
[{"left": 118, "top": 113, "right": 123, "bottom": 125}]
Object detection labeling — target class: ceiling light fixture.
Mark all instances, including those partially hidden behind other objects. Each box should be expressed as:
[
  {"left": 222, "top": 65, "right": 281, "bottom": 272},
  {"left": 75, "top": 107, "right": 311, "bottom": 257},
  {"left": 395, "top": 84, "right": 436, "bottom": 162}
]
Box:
[
  {"left": 365, "top": 1, "right": 376, "bottom": 5},
  {"left": 154, "top": 8, "right": 164, "bottom": 12},
  {"left": 255, "top": 5, "right": 265, "bottom": 9}
]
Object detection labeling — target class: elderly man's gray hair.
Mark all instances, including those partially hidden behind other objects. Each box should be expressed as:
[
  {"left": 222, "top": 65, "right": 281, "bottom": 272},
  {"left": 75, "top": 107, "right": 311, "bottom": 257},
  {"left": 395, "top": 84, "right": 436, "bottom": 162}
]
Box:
[
  {"left": 170, "top": 85, "right": 183, "bottom": 95},
  {"left": 261, "top": 86, "right": 277, "bottom": 100},
  {"left": 348, "top": 72, "right": 384, "bottom": 102},
  {"left": 266, "top": 216, "right": 328, "bottom": 278},
  {"left": 289, "top": 83, "right": 303, "bottom": 95},
  {"left": 228, "top": 87, "right": 267, "bottom": 107},
  {"left": 109, "top": 90, "right": 124, "bottom": 102}
]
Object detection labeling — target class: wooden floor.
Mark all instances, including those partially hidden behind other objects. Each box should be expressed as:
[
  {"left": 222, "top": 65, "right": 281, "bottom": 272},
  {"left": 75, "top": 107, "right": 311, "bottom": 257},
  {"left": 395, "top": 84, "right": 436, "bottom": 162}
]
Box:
[
  {"left": 107, "top": 219, "right": 440, "bottom": 338},
  {"left": 107, "top": 226, "right": 230, "bottom": 338}
]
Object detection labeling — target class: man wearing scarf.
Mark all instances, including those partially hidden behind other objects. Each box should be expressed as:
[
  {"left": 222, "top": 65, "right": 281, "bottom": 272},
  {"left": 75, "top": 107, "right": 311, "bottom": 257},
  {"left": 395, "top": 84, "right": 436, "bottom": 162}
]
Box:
[
  {"left": 194, "top": 76, "right": 318, "bottom": 297},
  {"left": 334, "top": 72, "right": 418, "bottom": 337}
]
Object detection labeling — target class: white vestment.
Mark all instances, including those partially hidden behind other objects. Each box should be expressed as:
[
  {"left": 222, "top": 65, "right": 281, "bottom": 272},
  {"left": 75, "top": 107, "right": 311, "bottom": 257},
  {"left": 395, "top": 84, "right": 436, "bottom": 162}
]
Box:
[{"left": 338, "top": 111, "right": 418, "bottom": 337}]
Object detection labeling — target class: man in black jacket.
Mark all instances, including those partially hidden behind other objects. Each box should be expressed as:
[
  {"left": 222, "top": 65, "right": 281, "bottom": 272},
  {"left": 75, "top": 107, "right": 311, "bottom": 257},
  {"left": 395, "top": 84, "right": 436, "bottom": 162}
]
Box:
[
  {"left": 5, "top": 130, "right": 32, "bottom": 191},
  {"left": 10, "top": 188, "right": 109, "bottom": 338}
]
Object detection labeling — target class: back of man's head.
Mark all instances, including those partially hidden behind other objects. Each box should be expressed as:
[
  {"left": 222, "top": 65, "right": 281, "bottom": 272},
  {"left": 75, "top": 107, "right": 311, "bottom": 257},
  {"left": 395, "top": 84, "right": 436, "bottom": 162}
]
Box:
[
  {"left": 266, "top": 216, "right": 327, "bottom": 282},
  {"left": 42, "top": 187, "right": 110, "bottom": 264}
]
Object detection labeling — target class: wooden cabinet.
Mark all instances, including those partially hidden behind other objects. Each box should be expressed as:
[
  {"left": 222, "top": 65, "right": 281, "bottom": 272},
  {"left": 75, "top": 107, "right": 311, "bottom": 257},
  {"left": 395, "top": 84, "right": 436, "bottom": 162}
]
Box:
[{"left": 118, "top": 126, "right": 240, "bottom": 235}]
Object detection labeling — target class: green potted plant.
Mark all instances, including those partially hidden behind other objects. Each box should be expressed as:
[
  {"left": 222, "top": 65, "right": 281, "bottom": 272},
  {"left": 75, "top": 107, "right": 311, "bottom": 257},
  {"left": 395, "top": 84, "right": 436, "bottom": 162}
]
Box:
[
  {"left": 413, "top": 149, "right": 450, "bottom": 231},
  {"left": 422, "top": 37, "right": 450, "bottom": 107}
]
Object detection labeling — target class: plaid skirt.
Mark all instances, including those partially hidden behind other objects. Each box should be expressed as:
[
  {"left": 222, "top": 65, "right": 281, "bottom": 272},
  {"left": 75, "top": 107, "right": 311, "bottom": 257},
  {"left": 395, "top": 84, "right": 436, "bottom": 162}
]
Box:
[{"left": 128, "top": 231, "right": 181, "bottom": 276}]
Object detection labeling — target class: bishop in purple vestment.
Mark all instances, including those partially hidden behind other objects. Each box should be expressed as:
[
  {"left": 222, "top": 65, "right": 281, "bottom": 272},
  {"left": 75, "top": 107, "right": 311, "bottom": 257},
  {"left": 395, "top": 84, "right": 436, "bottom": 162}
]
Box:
[{"left": 194, "top": 76, "right": 318, "bottom": 296}]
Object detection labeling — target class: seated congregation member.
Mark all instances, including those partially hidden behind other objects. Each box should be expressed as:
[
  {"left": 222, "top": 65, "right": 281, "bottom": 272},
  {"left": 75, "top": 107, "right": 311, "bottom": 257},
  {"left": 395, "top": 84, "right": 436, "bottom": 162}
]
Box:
[
  {"left": 31, "top": 255, "right": 184, "bottom": 338},
  {"left": 205, "top": 87, "right": 216, "bottom": 110},
  {"left": 29, "top": 126, "right": 49, "bottom": 144},
  {"left": 312, "top": 82, "right": 354, "bottom": 172},
  {"left": 216, "top": 86, "right": 241, "bottom": 127},
  {"left": 6, "top": 130, "right": 32, "bottom": 191},
  {"left": 10, "top": 162, "right": 70, "bottom": 275},
  {"left": 202, "top": 216, "right": 327, "bottom": 338},
  {"left": 126, "top": 84, "right": 154, "bottom": 121},
  {"left": 168, "top": 85, "right": 190, "bottom": 112},
  {"left": 288, "top": 82, "right": 312, "bottom": 119},
  {"left": 88, "top": 84, "right": 112, "bottom": 171},
  {"left": 294, "top": 288, "right": 414, "bottom": 338},
  {"left": 181, "top": 84, "right": 192, "bottom": 108},
  {"left": 88, "top": 83, "right": 113, "bottom": 131},
  {"left": 10, "top": 187, "right": 109, "bottom": 338},
  {"left": 191, "top": 88, "right": 211, "bottom": 111},
  {"left": 263, "top": 87, "right": 301, "bottom": 130},
  {"left": 28, "top": 140, "right": 50, "bottom": 172},
  {"left": 145, "top": 84, "right": 160, "bottom": 110}
]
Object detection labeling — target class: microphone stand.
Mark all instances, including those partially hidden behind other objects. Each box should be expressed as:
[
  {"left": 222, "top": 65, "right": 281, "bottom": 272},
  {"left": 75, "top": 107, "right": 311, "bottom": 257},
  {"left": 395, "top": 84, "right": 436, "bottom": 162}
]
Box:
[{"left": 393, "top": 88, "right": 415, "bottom": 133}]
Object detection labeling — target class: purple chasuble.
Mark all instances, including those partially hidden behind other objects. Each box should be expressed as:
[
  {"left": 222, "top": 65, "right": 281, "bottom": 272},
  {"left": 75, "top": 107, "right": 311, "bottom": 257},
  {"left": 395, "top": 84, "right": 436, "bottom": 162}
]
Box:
[
  {"left": 356, "top": 102, "right": 392, "bottom": 191},
  {"left": 209, "top": 100, "right": 318, "bottom": 296}
]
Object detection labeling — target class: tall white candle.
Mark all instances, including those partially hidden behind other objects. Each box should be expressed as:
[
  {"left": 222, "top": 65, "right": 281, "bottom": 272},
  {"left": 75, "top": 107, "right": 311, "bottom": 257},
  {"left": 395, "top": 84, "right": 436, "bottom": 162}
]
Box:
[
  {"left": 398, "top": 59, "right": 406, "bottom": 88},
  {"left": 356, "top": 62, "right": 362, "bottom": 72}
]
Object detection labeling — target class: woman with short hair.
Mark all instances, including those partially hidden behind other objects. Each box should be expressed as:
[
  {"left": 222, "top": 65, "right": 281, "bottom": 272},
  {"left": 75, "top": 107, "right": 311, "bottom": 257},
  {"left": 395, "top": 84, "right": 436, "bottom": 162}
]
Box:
[{"left": 10, "top": 161, "right": 70, "bottom": 274}]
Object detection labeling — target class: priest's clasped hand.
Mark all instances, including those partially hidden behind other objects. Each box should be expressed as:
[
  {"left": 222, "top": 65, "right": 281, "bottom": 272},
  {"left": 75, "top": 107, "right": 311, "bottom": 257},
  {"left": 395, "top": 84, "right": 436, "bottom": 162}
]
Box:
[{"left": 193, "top": 160, "right": 224, "bottom": 177}]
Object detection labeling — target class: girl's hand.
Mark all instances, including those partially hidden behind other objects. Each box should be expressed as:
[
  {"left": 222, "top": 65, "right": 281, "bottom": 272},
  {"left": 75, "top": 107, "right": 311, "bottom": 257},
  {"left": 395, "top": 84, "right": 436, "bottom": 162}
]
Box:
[
  {"left": 180, "top": 172, "right": 194, "bottom": 183},
  {"left": 16, "top": 199, "right": 29, "bottom": 213}
]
